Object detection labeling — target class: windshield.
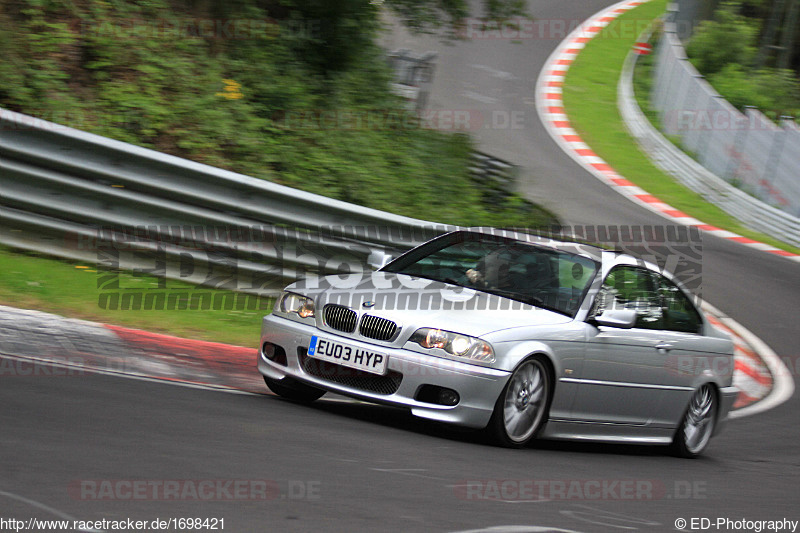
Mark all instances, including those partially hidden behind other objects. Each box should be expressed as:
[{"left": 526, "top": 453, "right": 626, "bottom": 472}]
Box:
[{"left": 384, "top": 231, "right": 599, "bottom": 317}]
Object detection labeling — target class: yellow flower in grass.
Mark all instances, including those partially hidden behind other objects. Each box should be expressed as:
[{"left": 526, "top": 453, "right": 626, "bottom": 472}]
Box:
[{"left": 216, "top": 79, "right": 244, "bottom": 99}]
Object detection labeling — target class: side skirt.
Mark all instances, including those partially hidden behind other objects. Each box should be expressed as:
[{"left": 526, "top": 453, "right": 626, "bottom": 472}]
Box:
[{"left": 540, "top": 419, "right": 675, "bottom": 444}]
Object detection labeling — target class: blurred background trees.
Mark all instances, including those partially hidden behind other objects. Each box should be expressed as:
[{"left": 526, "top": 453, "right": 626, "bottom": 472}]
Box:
[
  {"left": 686, "top": 1, "right": 799, "bottom": 120},
  {"left": 0, "top": 0, "right": 552, "bottom": 227}
]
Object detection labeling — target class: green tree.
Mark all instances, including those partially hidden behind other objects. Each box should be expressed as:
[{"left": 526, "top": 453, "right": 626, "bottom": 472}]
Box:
[
  {"left": 686, "top": 1, "right": 758, "bottom": 76},
  {"left": 0, "top": 0, "right": 556, "bottom": 229},
  {"left": 685, "top": 1, "right": 800, "bottom": 121}
]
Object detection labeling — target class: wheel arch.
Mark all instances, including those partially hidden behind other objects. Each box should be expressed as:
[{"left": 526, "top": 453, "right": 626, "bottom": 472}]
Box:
[
  {"left": 497, "top": 340, "right": 561, "bottom": 374},
  {"left": 498, "top": 343, "right": 565, "bottom": 419},
  {"left": 486, "top": 352, "right": 557, "bottom": 447},
  {"left": 518, "top": 352, "right": 556, "bottom": 395},
  {"left": 701, "top": 380, "right": 723, "bottom": 437}
]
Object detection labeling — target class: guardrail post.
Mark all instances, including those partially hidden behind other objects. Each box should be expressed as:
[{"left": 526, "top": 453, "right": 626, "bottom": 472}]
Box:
[{"left": 387, "top": 49, "right": 437, "bottom": 111}]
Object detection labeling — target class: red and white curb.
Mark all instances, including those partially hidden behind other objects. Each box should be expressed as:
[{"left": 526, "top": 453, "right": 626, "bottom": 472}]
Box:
[
  {"left": 0, "top": 305, "right": 262, "bottom": 395},
  {"left": 702, "top": 302, "right": 794, "bottom": 418},
  {"left": 0, "top": 304, "right": 790, "bottom": 414},
  {"left": 535, "top": 0, "right": 800, "bottom": 262},
  {"left": 701, "top": 302, "right": 793, "bottom": 417}
]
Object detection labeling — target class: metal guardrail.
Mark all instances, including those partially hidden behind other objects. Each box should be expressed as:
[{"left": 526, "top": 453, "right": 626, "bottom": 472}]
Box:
[
  {"left": 0, "top": 108, "right": 453, "bottom": 296},
  {"left": 652, "top": 19, "right": 800, "bottom": 218},
  {"left": 469, "top": 151, "right": 519, "bottom": 204},
  {"left": 618, "top": 28, "right": 800, "bottom": 248}
]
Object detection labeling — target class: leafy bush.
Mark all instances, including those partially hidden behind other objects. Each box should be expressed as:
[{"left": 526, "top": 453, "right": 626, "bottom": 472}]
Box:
[
  {"left": 0, "top": 0, "right": 556, "bottom": 229},
  {"left": 685, "top": 1, "right": 799, "bottom": 122},
  {"left": 685, "top": 2, "right": 757, "bottom": 76},
  {"left": 709, "top": 64, "right": 800, "bottom": 120}
]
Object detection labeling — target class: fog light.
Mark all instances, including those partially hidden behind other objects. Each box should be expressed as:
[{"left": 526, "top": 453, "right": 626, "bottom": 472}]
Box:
[
  {"left": 262, "top": 342, "right": 275, "bottom": 358},
  {"left": 416, "top": 385, "right": 460, "bottom": 406},
  {"left": 438, "top": 388, "right": 460, "bottom": 406},
  {"left": 262, "top": 342, "right": 287, "bottom": 366}
]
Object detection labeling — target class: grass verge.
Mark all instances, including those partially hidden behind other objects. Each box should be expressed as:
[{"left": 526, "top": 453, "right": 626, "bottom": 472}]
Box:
[
  {"left": 561, "top": 0, "right": 800, "bottom": 255},
  {"left": 0, "top": 246, "right": 269, "bottom": 347}
]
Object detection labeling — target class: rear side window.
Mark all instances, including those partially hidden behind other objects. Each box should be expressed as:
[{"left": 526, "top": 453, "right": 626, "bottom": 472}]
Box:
[
  {"left": 655, "top": 275, "right": 703, "bottom": 334},
  {"left": 593, "top": 266, "right": 702, "bottom": 333}
]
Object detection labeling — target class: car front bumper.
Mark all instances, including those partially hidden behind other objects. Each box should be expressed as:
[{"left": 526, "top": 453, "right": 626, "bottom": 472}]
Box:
[{"left": 257, "top": 314, "right": 510, "bottom": 429}]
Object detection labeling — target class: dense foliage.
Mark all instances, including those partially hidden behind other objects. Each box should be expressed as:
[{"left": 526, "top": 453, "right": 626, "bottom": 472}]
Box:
[
  {"left": 0, "top": 0, "right": 553, "bottom": 228},
  {"left": 686, "top": 1, "right": 800, "bottom": 121}
]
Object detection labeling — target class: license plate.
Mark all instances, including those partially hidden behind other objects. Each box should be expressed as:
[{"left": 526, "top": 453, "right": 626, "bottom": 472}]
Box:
[{"left": 307, "top": 336, "right": 388, "bottom": 375}]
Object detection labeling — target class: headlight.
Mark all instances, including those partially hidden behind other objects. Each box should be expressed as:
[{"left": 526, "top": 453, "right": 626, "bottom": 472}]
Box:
[
  {"left": 409, "top": 328, "right": 495, "bottom": 363},
  {"left": 277, "top": 292, "right": 315, "bottom": 318}
]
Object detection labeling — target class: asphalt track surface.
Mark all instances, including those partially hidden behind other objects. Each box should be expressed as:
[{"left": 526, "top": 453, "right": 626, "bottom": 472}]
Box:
[{"left": 2, "top": 1, "right": 799, "bottom": 532}]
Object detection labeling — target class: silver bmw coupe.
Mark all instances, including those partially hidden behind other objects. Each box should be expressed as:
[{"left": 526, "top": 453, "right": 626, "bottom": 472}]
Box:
[{"left": 258, "top": 228, "right": 736, "bottom": 456}]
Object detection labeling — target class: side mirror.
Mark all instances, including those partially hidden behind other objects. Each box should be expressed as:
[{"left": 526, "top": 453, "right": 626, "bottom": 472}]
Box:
[
  {"left": 594, "top": 309, "right": 637, "bottom": 329},
  {"left": 367, "top": 250, "right": 393, "bottom": 271}
]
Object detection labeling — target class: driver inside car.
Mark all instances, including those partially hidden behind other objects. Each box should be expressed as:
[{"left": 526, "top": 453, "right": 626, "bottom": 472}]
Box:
[{"left": 466, "top": 248, "right": 513, "bottom": 289}]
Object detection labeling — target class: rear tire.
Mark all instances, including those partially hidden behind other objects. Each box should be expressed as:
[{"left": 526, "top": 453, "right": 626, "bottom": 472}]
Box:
[
  {"left": 264, "top": 376, "right": 325, "bottom": 403},
  {"left": 487, "top": 357, "right": 552, "bottom": 448},
  {"left": 670, "top": 384, "right": 717, "bottom": 458}
]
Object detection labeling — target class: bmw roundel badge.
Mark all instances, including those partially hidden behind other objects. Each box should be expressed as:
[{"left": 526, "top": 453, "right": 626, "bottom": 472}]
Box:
[{"left": 362, "top": 301, "right": 375, "bottom": 308}]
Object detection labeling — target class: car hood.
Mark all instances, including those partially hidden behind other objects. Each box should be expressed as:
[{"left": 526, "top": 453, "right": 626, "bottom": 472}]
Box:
[{"left": 289, "top": 272, "right": 573, "bottom": 337}]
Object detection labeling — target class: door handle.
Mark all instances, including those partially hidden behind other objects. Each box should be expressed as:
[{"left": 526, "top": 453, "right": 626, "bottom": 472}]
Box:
[{"left": 655, "top": 343, "right": 673, "bottom": 352}]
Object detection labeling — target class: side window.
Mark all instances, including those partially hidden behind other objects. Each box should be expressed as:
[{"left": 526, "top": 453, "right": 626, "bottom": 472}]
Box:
[
  {"left": 655, "top": 275, "right": 703, "bottom": 334},
  {"left": 593, "top": 266, "right": 663, "bottom": 329}
]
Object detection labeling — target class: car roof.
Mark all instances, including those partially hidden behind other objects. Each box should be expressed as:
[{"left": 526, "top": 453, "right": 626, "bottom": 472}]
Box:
[
  {"left": 461, "top": 227, "right": 611, "bottom": 259},
  {"left": 460, "top": 227, "right": 670, "bottom": 279}
]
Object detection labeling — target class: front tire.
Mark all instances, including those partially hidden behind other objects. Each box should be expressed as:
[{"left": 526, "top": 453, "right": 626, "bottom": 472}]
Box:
[
  {"left": 487, "top": 357, "right": 552, "bottom": 448},
  {"left": 264, "top": 375, "right": 325, "bottom": 403},
  {"left": 671, "top": 384, "right": 717, "bottom": 458}
]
